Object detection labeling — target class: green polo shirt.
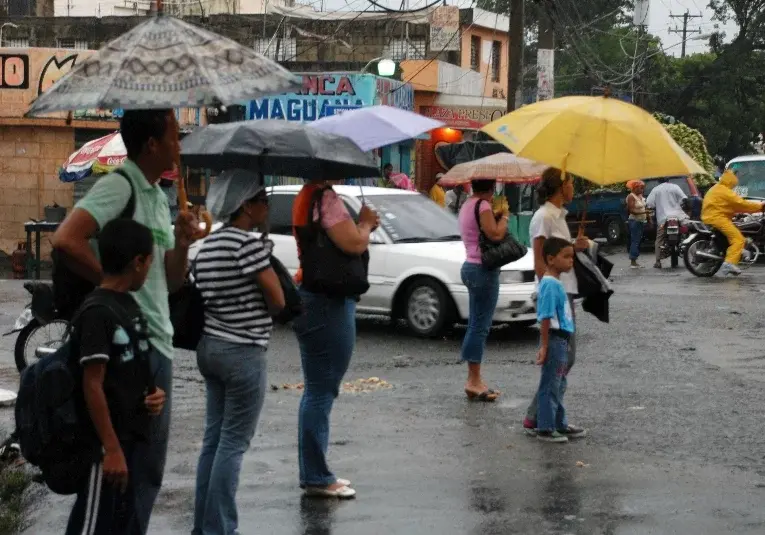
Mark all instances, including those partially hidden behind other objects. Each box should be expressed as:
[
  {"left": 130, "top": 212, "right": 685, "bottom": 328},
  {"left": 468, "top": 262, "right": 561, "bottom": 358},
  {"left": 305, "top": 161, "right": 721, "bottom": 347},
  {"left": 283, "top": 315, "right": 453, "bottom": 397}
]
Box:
[{"left": 76, "top": 160, "right": 176, "bottom": 360}]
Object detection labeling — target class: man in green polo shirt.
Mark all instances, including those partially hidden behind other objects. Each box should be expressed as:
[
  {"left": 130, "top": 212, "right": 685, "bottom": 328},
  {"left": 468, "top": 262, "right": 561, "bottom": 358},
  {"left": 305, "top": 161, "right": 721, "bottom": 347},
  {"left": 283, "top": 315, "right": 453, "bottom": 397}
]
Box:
[{"left": 52, "top": 109, "right": 197, "bottom": 533}]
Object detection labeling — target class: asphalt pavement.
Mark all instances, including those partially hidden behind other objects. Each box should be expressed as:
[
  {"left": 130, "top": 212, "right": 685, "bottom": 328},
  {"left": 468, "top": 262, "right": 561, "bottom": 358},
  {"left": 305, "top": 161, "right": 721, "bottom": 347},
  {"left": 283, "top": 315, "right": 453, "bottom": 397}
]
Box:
[{"left": 3, "top": 251, "right": 765, "bottom": 534}]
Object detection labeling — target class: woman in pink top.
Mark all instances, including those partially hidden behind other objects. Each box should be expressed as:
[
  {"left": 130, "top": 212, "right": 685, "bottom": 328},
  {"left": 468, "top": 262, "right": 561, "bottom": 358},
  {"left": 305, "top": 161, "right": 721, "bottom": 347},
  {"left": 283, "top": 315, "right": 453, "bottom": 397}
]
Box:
[{"left": 458, "top": 179, "right": 509, "bottom": 402}]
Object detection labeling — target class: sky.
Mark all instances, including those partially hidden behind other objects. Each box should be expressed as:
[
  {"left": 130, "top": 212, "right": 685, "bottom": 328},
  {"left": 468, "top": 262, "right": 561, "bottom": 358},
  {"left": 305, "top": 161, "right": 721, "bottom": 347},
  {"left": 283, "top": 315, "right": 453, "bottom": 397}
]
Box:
[{"left": 318, "top": 0, "right": 739, "bottom": 57}]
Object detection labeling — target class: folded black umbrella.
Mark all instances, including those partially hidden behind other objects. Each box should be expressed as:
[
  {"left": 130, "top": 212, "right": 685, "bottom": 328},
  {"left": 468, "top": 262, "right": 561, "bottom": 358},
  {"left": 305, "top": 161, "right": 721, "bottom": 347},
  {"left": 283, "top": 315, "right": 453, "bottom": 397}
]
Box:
[
  {"left": 180, "top": 120, "right": 380, "bottom": 179},
  {"left": 435, "top": 141, "right": 510, "bottom": 169},
  {"left": 574, "top": 251, "right": 613, "bottom": 323}
]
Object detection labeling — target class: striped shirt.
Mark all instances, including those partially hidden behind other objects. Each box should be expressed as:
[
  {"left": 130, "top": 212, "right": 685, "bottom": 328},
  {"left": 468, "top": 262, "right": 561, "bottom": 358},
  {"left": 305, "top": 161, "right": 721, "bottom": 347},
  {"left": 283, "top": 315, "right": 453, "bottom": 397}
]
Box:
[{"left": 195, "top": 227, "right": 272, "bottom": 346}]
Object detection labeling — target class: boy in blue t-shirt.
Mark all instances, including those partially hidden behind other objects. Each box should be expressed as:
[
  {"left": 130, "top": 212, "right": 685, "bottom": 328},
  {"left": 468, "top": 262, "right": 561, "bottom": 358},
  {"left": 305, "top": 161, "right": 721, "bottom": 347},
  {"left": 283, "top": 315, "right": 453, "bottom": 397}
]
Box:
[{"left": 534, "top": 237, "right": 578, "bottom": 443}]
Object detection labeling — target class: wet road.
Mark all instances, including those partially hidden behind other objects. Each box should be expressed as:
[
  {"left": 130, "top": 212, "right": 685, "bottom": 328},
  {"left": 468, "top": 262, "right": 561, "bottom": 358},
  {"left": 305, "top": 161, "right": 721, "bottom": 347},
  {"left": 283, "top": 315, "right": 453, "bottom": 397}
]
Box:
[{"left": 4, "top": 251, "right": 765, "bottom": 534}]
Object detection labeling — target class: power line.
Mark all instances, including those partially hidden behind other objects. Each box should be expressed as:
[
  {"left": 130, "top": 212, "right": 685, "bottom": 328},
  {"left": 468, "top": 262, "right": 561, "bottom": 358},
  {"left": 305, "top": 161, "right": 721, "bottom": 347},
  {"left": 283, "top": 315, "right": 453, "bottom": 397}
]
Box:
[{"left": 669, "top": 10, "right": 702, "bottom": 58}]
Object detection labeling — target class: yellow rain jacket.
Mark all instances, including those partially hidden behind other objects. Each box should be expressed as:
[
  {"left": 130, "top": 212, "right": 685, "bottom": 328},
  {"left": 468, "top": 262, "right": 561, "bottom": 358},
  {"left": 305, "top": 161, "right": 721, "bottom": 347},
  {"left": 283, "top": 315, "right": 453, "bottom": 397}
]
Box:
[
  {"left": 430, "top": 184, "right": 446, "bottom": 207},
  {"left": 701, "top": 171, "right": 763, "bottom": 264}
]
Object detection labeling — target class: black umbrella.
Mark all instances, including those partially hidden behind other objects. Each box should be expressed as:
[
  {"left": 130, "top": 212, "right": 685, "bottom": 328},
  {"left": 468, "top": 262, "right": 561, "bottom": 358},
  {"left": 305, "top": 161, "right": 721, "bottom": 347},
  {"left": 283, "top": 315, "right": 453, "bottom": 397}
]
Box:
[
  {"left": 180, "top": 120, "right": 380, "bottom": 179},
  {"left": 435, "top": 141, "right": 510, "bottom": 169}
]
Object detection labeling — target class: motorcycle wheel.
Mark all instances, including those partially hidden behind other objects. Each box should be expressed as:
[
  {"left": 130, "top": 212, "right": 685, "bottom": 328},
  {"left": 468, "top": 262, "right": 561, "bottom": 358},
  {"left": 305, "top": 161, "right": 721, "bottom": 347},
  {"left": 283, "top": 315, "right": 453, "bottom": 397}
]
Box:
[
  {"left": 671, "top": 247, "right": 679, "bottom": 268},
  {"left": 14, "top": 318, "right": 69, "bottom": 373},
  {"left": 683, "top": 237, "right": 723, "bottom": 277}
]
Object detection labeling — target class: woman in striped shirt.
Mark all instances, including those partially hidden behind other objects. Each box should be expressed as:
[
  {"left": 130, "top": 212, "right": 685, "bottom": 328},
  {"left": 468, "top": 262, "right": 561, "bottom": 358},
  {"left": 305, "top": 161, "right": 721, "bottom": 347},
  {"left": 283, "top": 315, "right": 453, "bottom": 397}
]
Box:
[{"left": 193, "top": 176, "right": 285, "bottom": 535}]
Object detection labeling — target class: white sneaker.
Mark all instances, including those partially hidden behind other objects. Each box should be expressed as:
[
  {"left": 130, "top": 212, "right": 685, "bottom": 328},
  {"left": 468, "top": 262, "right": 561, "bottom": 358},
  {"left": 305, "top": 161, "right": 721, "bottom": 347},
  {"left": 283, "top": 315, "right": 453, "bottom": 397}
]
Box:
[
  {"left": 721, "top": 262, "right": 742, "bottom": 276},
  {"left": 304, "top": 485, "right": 356, "bottom": 499}
]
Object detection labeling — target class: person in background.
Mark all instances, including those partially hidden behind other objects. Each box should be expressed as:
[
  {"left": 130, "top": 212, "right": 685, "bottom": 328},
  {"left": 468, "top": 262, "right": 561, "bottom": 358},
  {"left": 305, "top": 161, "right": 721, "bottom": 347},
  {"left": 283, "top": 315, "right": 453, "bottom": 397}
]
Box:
[
  {"left": 292, "top": 180, "right": 379, "bottom": 499},
  {"left": 522, "top": 167, "right": 587, "bottom": 439},
  {"left": 383, "top": 163, "right": 415, "bottom": 191},
  {"left": 430, "top": 174, "right": 446, "bottom": 207},
  {"left": 52, "top": 109, "right": 198, "bottom": 532},
  {"left": 67, "top": 218, "right": 165, "bottom": 534},
  {"left": 193, "top": 173, "right": 285, "bottom": 535},
  {"left": 701, "top": 169, "right": 765, "bottom": 276},
  {"left": 645, "top": 177, "right": 687, "bottom": 269},
  {"left": 626, "top": 180, "right": 648, "bottom": 268},
  {"left": 534, "top": 237, "right": 576, "bottom": 443},
  {"left": 458, "top": 179, "right": 508, "bottom": 402},
  {"left": 446, "top": 184, "right": 468, "bottom": 215}
]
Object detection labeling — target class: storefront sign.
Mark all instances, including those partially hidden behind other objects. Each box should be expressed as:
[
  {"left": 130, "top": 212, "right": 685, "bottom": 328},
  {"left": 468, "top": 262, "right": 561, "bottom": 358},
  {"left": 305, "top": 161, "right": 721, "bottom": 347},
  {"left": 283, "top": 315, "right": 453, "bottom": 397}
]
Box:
[
  {"left": 376, "top": 78, "right": 414, "bottom": 111},
  {"left": 429, "top": 6, "right": 460, "bottom": 52},
  {"left": 0, "top": 49, "right": 200, "bottom": 124},
  {"left": 421, "top": 105, "right": 506, "bottom": 129},
  {"left": 249, "top": 73, "right": 374, "bottom": 122}
]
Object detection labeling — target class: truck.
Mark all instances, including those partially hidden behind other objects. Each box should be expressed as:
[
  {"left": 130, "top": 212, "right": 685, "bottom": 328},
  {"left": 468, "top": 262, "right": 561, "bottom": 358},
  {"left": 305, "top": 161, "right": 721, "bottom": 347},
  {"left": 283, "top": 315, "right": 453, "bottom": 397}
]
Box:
[{"left": 565, "top": 176, "right": 701, "bottom": 244}]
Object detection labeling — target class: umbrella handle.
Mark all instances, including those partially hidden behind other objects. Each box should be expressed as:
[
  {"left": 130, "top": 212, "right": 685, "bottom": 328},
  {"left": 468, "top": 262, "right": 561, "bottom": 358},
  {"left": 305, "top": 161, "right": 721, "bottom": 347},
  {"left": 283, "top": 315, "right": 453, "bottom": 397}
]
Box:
[{"left": 177, "top": 166, "right": 211, "bottom": 238}]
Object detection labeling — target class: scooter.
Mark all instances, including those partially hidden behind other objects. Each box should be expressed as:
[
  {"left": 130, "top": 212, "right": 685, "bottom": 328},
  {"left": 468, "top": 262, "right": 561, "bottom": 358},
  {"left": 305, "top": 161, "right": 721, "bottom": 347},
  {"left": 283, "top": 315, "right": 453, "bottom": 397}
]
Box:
[
  {"left": 682, "top": 214, "right": 764, "bottom": 277},
  {"left": 4, "top": 282, "right": 69, "bottom": 373}
]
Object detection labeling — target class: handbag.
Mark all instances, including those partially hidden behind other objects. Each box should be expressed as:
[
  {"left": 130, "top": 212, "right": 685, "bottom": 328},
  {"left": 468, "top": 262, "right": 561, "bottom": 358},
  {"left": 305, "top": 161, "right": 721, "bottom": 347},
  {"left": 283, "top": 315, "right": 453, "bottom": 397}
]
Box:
[
  {"left": 270, "top": 254, "right": 303, "bottom": 324},
  {"left": 169, "top": 261, "right": 204, "bottom": 351},
  {"left": 474, "top": 200, "right": 527, "bottom": 270},
  {"left": 295, "top": 187, "right": 370, "bottom": 297}
]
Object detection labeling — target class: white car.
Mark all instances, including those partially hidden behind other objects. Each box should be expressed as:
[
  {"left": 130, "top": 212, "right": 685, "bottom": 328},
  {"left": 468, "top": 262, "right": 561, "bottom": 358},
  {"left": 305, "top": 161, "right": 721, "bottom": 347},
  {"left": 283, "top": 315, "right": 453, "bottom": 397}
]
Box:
[{"left": 189, "top": 185, "right": 536, "bottom": 336}]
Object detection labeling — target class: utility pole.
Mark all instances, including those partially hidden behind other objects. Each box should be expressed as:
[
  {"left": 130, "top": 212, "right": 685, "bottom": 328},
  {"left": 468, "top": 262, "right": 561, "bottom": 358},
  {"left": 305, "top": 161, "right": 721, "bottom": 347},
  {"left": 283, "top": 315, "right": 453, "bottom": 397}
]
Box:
[
  {"left": 507, "top": 0, "right": 524, "bottom": 111},
  {"left": 536, "top": 0, "right": 554, "bottom": 101},
  {"left": 669, "top": 10, "right": 701, "bottom": 58}
]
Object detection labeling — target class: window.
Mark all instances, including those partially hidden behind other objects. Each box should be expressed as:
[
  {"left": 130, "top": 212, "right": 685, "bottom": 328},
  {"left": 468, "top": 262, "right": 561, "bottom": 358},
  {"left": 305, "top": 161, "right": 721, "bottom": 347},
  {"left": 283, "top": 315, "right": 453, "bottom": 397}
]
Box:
[
  {"left": 491, "top": 41, "right": 501, "bottom": 82},
  {"left": 4, "top": 38, "right": 29, "bottom": 48},
  {"left": 385, "top": 38, "right": 426, "bottom": 61},
  {"left": 254, "top": 38, "right": 296, "bottom": 62},
  {"left": 729, "top": 160, "right": 765, "bottom": 198},
  {"left": 56, "top": 39, "right": 89, "bottom": 50},
  {"left": 267, "top": 193, "right": 296, "bottom": 235},
  {"left": 362, "top": 194, "right": 460, "bottom": 243},
  {"left": 643, "top": 177, "right": 692, "bottom": 198},
  {"left": 470, "top": 36, "right": 481, "bottom": 71}
]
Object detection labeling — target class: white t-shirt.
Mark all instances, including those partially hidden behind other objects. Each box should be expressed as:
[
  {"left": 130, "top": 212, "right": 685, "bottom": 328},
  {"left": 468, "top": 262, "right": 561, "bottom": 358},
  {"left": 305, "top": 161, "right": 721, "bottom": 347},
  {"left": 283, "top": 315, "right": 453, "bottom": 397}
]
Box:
[{"left": 529, "top": 202, "right": 578, "bottom": 295}]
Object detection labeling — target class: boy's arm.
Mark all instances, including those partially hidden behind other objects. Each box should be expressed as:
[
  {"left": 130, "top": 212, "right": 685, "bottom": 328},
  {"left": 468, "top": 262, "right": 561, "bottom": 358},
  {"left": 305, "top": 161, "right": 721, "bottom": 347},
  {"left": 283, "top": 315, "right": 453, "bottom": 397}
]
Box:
[
  {"left": 537, "top": 318, "right": 551, "bottom": 364},
  {"left": 82, "top": 363, "right": 121, "bottom": 457}
]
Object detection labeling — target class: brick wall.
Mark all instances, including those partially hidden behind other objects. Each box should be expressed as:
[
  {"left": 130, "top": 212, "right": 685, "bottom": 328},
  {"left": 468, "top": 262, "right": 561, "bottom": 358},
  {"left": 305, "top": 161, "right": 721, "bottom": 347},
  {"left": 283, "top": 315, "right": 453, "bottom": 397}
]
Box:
[{"left": 0, "top": 125, "right": 74, "bottom": 256}]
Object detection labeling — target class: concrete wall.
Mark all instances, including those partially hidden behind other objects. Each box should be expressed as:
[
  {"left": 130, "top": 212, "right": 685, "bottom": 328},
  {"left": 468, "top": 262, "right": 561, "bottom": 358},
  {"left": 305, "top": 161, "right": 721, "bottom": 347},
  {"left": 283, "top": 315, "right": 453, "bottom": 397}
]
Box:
[{"left": 0, "top": 125, "right": 73, "bottom": 256}]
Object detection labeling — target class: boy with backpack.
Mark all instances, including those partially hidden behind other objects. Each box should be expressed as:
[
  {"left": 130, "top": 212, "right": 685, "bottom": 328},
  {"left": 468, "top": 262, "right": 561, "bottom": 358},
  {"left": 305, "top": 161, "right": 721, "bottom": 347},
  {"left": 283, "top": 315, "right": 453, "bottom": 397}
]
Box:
[{"left": 66, "top": 218, "right": 166, "bottom": 534}]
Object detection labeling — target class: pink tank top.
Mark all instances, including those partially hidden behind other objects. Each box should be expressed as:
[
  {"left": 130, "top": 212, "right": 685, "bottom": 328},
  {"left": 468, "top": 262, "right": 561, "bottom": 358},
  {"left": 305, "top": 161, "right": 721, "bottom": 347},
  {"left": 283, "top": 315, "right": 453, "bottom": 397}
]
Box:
[{"left": 458, "top": 198, "right": 492, "bottom": 264}]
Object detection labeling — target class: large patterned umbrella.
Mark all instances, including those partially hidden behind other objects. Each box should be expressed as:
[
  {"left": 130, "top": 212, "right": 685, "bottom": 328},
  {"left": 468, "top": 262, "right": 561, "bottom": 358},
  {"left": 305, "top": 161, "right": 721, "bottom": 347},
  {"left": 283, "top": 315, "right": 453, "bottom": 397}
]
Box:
[{"left": 26, "top": 13, "right": 299, "bottom": 116}]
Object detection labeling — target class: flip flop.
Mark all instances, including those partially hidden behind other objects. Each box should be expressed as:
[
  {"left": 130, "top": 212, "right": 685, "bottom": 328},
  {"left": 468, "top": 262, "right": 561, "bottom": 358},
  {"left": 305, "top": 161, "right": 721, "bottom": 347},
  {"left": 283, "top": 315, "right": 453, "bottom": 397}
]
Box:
[{"left": 465, "top": 388, "right": 499, "bottom": 402}]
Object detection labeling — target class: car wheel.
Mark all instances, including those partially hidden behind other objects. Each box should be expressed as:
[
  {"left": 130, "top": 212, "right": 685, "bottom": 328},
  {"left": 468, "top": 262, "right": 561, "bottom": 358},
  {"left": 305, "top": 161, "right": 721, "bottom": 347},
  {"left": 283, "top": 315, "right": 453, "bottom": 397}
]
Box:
[
  {"left": 604, "top": 217, "right": 624, "bottom": 245},
  {"left": 404, "top": 278, "right": 453, "bottom": 337}
]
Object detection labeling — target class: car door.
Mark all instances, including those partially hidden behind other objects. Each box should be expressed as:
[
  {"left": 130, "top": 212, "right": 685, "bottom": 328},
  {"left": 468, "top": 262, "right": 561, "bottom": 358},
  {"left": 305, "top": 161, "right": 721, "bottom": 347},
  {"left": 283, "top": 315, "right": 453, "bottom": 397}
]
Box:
[{"left": 267, "top": 192, "right": 300, "bottom": 274}]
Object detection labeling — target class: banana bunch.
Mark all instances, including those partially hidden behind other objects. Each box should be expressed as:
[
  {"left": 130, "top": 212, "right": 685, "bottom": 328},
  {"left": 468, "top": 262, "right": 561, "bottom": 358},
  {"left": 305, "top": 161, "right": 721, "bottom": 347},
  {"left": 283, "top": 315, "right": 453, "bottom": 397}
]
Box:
[
  {"left": 493, "top": 195, "right": 510, "bottom": 215},
  {"left": 653, "top": 112, "right": 716, "bottom": 187}
]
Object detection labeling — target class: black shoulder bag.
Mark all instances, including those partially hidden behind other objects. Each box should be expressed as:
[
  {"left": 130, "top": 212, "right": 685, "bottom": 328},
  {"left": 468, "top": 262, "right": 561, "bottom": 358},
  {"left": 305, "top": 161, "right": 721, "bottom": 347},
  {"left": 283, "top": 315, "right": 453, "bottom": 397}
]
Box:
[
  {"left": 169, "top": 260, "right": 204, "bottom": 351},
  {"left": 474, "top": 199, "right": 528, "bottom": 270},
  {"left": 52, "top": 169, "right": 136, "bottom": 318},
  {"left": 295, "top": 187, "right": 370, "bottom": 297}
]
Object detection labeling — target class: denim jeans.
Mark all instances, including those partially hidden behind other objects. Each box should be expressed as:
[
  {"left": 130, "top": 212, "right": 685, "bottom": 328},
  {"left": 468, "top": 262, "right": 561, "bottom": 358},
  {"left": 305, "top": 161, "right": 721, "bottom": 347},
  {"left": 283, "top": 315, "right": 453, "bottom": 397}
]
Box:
[
  {"left": 628, "top": 219, "right": 645, "bottom": 261},
  {"left": 127, "top": 347, "right": 172, "bottom": 534},
  {"left": 460, "top": 262, "right": 500, "bottom": 364},
  {"left": 293, "top": 289, "right": 356, "bottom": 487},
  {"left": 526, "top": 296, "right": 576, "bottom": 422},
  {"left": 193, "top": 336, "right": 268, "bottom": 535},
  {"left": 536, "top": 334, "right": 570, "bottom": 432}
]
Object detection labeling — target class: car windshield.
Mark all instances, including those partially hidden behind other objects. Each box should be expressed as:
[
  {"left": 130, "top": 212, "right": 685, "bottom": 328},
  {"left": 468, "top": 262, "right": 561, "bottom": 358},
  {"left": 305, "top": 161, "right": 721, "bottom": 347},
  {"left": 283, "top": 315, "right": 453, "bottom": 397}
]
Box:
[
  {"left": 362, "top": 194, "right": 461, "bottom": 243},
  {"left": 729, "top": 160, "right": 765, "bottom": 198}
]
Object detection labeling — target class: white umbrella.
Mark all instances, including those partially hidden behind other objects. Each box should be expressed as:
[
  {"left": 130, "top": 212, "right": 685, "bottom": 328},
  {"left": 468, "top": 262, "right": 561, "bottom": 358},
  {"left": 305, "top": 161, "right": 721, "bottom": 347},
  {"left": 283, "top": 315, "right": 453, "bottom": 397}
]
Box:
[{"left": 308, "top": 105, "right": 444, "bottom": 151}]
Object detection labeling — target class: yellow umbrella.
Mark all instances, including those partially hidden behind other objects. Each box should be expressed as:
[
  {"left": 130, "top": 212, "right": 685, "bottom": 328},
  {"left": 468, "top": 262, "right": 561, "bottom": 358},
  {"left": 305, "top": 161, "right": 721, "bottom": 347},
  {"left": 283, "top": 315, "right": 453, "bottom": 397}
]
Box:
[{"left": 481, "top": 96, "right": 706, "bottom": 185}]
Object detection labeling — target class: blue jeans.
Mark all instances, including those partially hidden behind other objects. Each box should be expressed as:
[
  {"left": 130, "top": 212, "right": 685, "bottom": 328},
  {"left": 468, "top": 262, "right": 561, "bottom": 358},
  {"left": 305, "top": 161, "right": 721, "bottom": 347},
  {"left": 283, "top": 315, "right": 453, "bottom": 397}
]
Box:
[
  {"left": 193, "top": 336, "right": 268, "bottom": 535},
  {"left": 460, "top": 262, "right": 500, "bottom": 364},
  {"left": 536, "top": 334, "right": 570, "bottom": 432},
  {"left": 526, "top": 297, "right": 576, "bottom": 422},
  {"left": 293, "top": 289, "right": 356, "bottom": 487},
  {"left": 628, "top": 219, "right": 645, "bottom": 261},
  {"left": 127, "top": 347, "right": 172, "bottom": 534}
]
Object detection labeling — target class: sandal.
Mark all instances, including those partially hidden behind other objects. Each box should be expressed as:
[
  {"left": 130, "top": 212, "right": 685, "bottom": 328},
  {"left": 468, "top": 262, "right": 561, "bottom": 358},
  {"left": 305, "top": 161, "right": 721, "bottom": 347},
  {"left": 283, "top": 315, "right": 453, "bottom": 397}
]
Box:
[
  {"left": 465, "top": 388, "right": 499, "bottom": 402},
  {"left": 304, "top": 485, "right": 356, "bottom": 499}
]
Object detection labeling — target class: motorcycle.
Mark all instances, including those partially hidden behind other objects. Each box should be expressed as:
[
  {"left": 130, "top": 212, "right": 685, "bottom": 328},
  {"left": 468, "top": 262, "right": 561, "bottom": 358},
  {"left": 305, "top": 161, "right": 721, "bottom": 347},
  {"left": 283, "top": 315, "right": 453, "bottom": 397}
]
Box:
[
  {"left": 660, "top": 216, "right": 690, "bottom": 268},
  {"left": 4, "top": 282, "right": 69, "bottom": 372},
  {"left": 682, "top": 214, "right": 764, "bottom": 277}
]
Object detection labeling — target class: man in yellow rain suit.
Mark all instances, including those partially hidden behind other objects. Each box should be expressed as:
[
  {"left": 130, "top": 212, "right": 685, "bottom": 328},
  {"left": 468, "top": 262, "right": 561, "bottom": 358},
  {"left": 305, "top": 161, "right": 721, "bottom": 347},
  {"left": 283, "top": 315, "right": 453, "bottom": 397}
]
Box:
[{"left": 701, "top": 170, "right": 765, "bottom": 275}]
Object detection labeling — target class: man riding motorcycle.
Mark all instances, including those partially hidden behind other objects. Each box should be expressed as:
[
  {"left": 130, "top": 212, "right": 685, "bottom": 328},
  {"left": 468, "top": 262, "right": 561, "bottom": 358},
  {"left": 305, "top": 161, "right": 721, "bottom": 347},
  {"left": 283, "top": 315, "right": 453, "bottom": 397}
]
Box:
[
  {"left": 701, "top": 169, "right": 765, "bottom": 276},
  {"left": 646, "top": 177, "right": 688, "bottom": 269}
]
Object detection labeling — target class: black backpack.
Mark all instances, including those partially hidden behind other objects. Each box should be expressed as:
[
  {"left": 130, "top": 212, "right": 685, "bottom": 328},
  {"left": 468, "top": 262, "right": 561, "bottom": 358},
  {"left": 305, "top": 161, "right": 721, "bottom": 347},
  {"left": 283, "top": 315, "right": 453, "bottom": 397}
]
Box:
[
  {"left": 52, "top": 170, "right": 135, "bottom": 318},
  {"left": 15, "top": 293, "right": 141, "bottom": 495}
]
